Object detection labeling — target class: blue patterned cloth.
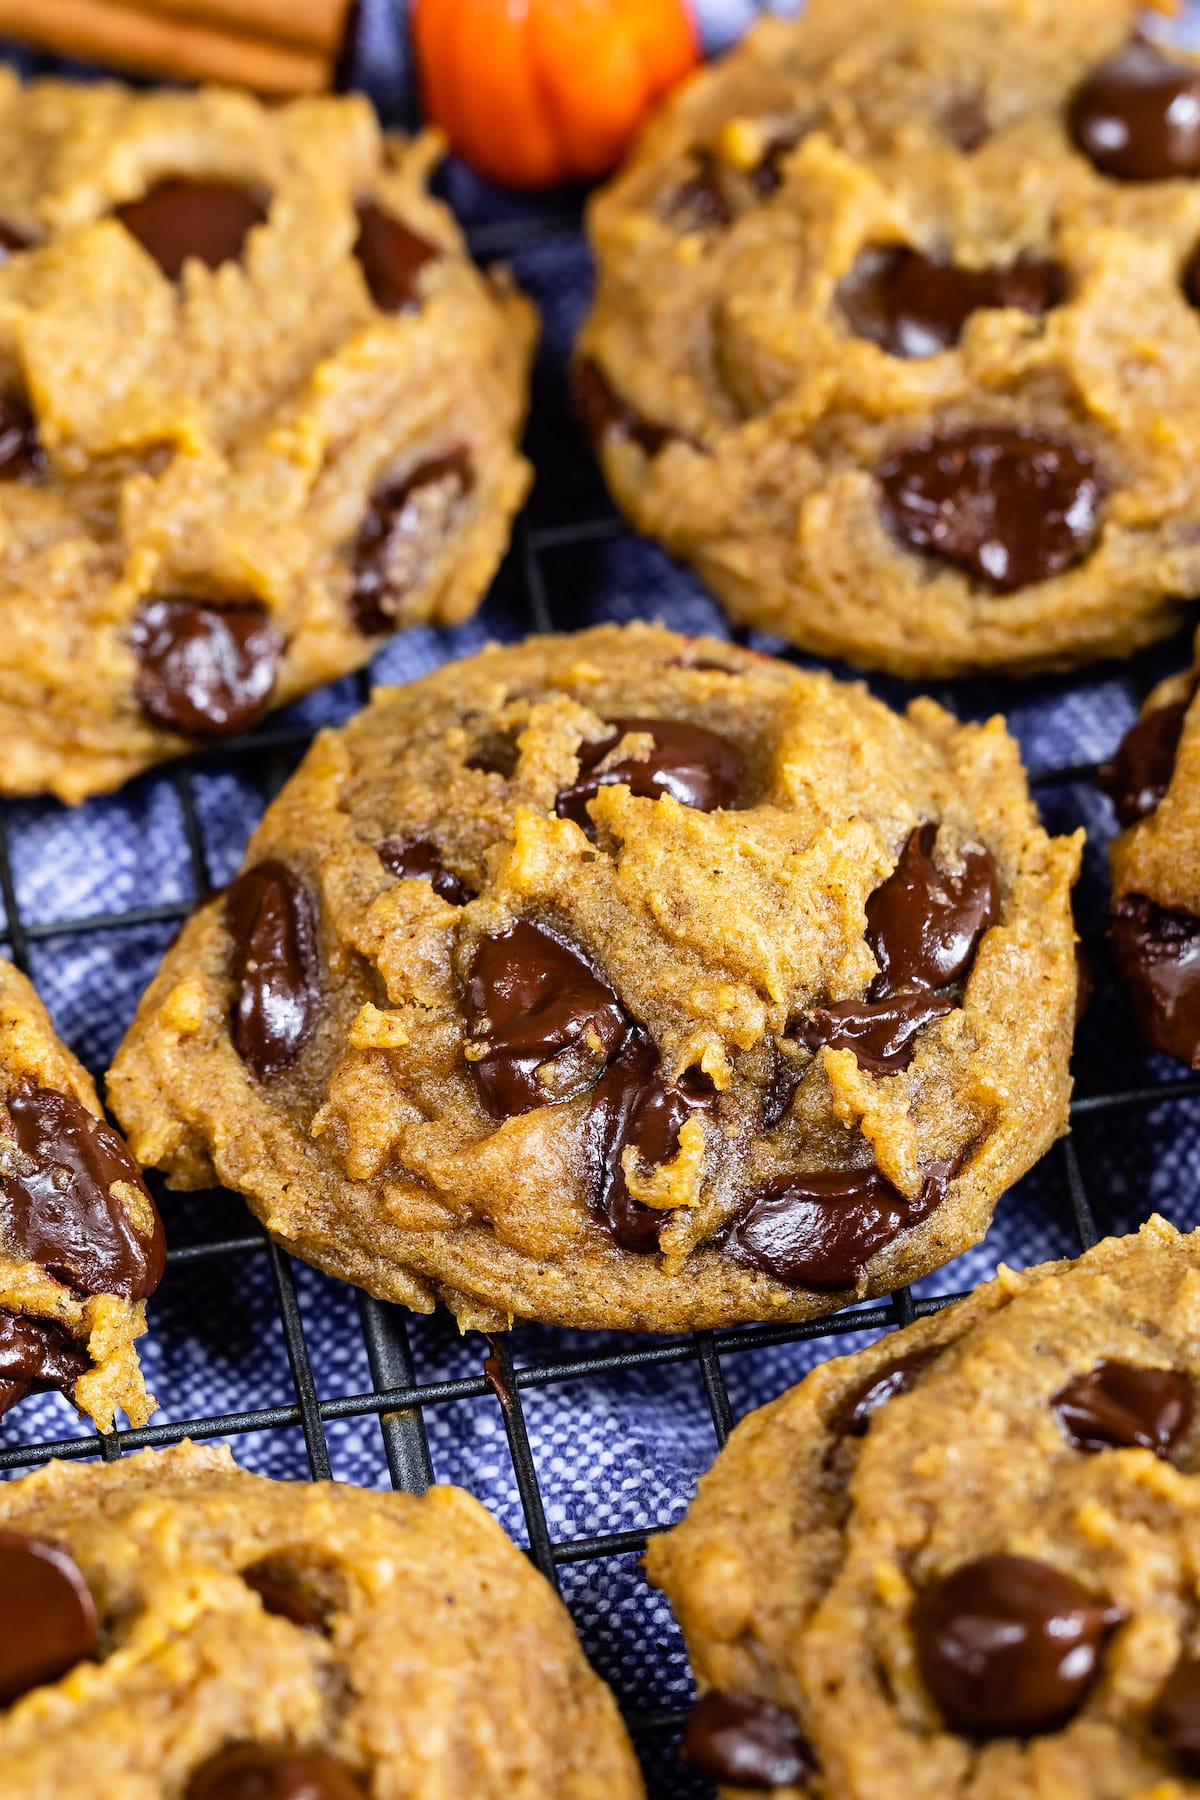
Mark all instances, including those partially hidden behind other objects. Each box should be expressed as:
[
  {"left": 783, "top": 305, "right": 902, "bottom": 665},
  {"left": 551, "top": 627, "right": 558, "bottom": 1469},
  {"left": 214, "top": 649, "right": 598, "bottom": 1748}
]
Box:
[{"left": 1, "top": 7, "right": 1199, "bottom": 1794}]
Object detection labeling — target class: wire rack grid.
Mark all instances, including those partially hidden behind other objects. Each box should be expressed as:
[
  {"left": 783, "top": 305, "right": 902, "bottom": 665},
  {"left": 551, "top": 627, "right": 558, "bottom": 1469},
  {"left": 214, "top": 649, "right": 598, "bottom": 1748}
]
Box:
[{"left": 2, "top": 121, "right": 1200, "bottom": 1800}]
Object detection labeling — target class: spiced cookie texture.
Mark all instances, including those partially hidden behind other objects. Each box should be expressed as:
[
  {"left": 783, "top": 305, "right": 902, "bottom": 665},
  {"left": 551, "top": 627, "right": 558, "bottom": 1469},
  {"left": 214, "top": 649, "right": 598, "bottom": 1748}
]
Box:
[
  {"left": 649, "top": 1218, "right": 1200, "bottom": 1799},
  {"left": 0, "top": 957, "right": 163, "bottom": 1432},
  {"left": 0, "top": 75, "right": 535, "bottom": 803},
  {"left": 1101, "top": 629, "right": 1200, "bottom": 1068},
  {"left": 108, "top": 623, "right": 1080, "bottom": 1334},
  {"left": 578, "top": 0, "right": 1200, "bottom": 677},
  {"left": 0, "top": 1441, "right": 644, "bottom": 1800}
]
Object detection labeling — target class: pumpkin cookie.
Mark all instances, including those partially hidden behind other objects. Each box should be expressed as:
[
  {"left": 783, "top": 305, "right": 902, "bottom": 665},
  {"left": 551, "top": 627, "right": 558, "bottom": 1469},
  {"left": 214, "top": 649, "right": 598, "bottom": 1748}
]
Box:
[
  {"left": 0, "top": 74, "right": 535, "bottom": 804},
  {"left": 0, "top": 955, "right": 163, "bottom": 1432},
  {"left": 1101, "top": 628, "right": 1200, "bottom": 1068},
  {"left": 107, "top": 623, "right": 1080, "bottom": 1334},
  {"left": 0, "top": 1440, "right": 644, "bottom": 1800},
  {"left": 578, "top": 0, "right": 1200, "bottom": 677},
  {"left": 649, "top": 1218, "right": 1200, "bottom": 1798}
]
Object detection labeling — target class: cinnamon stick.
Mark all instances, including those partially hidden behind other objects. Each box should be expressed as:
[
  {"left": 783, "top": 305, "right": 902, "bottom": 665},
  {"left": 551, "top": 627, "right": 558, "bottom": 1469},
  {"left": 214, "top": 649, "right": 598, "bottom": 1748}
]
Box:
[
  {"left": 120, "top": 0, "right": 353, "bottom": 56},
  {"left": 0, "top": 0, "right": 331, "bottom": 92}
]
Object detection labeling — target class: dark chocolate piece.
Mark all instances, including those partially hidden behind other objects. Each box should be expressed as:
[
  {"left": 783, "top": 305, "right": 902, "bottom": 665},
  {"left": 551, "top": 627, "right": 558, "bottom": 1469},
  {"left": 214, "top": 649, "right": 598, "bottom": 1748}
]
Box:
[
  {"left": 186, "top": 1745, "right": 364, "bottom": 1800},
  {"left": 555, "top": 717, "right": 743, "bottom": 835},
  {"left": 1110, "top": 892, "right": 1200, "bottom": 1067},
  {"left": 572, "top": 359, "right": 673, "bottom": 457},
  {"left": 0, "top": 396, "right": 44, "bottom": 483},
  {"left": 0, "top": 1531, "right": 98, "bottom": 1707},
  {"left": 350, "top": 451, "right": 473, "bottom": 634},
  {"left": 582, "top": 1026, "right": 713, "bottom": 1253},
  {"left": 681, "top": 1689, "right": 814, "bottom": 1790},
  {"left": 799, "top": 989, "right": 955, "bottom": 1076},
  {"left": 840, "top": 247, "right": 1065, "bottom": 358},
  {"left": 867, "top": 824, "right": 1001, "bottom": 997},
  {"left": 1070, "top": 41, "right": 1200, "bottom": 181},
  {"left": 354, "top": 202, "right": 439, "bottom": 312},
  {"left": 225, "top": 862, "right": 322, "bottom": 1083},
  {"left": 378, "top": 837, "right": 474, "bottom": 906},
  {"left": 1052, "top": 1359, "right": 1193, "bottom": 1457},
  {"left": 1099, "top": 700, "right": 1190, "bottom": 827},
  {"left": 116, "top": 180, "right": 266, "bottom": 280},
  {"left": 829, "top": 1344, "right": 943, "bottom": 1439},
  {"left": 240, "top": 1561, "right": 328, "bottom": 1633},
  {"left": 0, "top": 1308, "right": 91, "bottom": 1419},
  {"left": 130, "top": 599, "right": 282, "bottom": 738},
  {"left": 1157, "top": 1656, "right": 1200, "bottom": 1774}
]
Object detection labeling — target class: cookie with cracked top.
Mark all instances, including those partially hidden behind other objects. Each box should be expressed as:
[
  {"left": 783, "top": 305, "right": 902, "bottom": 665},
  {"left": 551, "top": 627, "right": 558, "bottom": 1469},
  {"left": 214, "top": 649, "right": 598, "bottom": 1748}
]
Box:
[
  {"left": 649, "top": 1218, "right": 1200, "bottom": 1798},
  {"left": 108, "top": 622, "right": 1080, "bottom": 1334},
  {"left": 578, "top": 0, "right": 1200, "bottom": 678},
  {"left": 0, "top": 74, "right": 534, "bottom": 804},
  {"left": 1102, "top": 628, "right": 1200, "bottom": 1067},
  {"left": 0, "top": 955, "right": 163, "bottom": 1432},
  {"left": 0, "top": 1441, "right": 643, "bottom": 1799}
]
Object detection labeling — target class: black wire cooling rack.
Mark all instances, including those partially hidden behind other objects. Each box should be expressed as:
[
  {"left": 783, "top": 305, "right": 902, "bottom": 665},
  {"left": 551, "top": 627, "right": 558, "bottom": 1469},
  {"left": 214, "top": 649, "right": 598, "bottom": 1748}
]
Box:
[{"left": 2, "top": 184, "right": 1200, "bottom": 1797}]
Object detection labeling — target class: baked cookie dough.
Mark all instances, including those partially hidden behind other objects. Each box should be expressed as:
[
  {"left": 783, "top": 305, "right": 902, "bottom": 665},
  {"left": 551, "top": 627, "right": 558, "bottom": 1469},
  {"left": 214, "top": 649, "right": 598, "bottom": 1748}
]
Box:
[
  {"left": 649, "top": 1217, "right": 1200, "bottom": 1798},
  {"left": 1101, "top": 629, "right": 1200, "bottom": 1068},
  {"left": 0, "top": 1440, "right": 644, "bottom": 1800},
  {"left": 0, "top": 75, "right": 535, "bottom": 804},
  {"left": 578, "top": 0, "right": 1200, "bottom": 678},
  {"left": 108, "top": 623, "right": 1081, "bottom": 1334},
  {"left": 0, "top": 955, "right": 162, "bottom": 1432}
]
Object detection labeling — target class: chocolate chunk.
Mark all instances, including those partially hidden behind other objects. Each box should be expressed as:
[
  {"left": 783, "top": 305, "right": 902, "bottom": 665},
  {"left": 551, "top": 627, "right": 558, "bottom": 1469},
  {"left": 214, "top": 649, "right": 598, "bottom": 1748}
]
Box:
[
  {"left": 841, "top": 248, "right": 1066, "bottom": 359},
  {"left": 556, "top": 717, "right": 744, "bottom": 835},
  {"left": 0, "top": 1531, "right": 98, "bottom": 1707},
  {"left": 1099, "top": 700, "right": 1190, "bottom": 827},
  {"left": 799, "top": 989, "right": 955, "bottom": 1076},
  {"left": 0, "top": 396, "right": 45, "bottom": 483},
  {"left": 186, "top": 1745, "right": 364, "bottom": 1800},
  {"left": 465, "top": 730, "right": 520, "bottom": 779},
  {"left": 0, "top": 219, "right": 31, "bottom": 259},
  {"left": 665, "top": 154, "right": 733, "bottom": 230},
  {"left": 1110, "top": 892, "right": 1200, "bottom": 1067},
  {"left": 761, "top": 1041, "right": 802, "bottom": 1131},
  {"left": 942, "top": 95, "right": 991, "bottom": 152},
  {"left": 583, "top": 1026, "right": 713, "bottom": 1253},
  {"left": 829, "top": 1344, "right": 943, "bottom": 1439},
  {"left": 225, "top": 862, "right": 322, "bottom": 1083},
  {"left": 1185, "top": 242, "right": 1200, "bottom": 312},
  {"left": 350, "top": 451, "right": 473, "bottom": 635},
  {"left": 0, "top": 1309, "right": 91, "bottom": 1418},
  {"left": 378, "top": 837, "right": 474, "bottom": 906},
  {"left": 464, "top": 920, "right": 627, "bottom": 1119},
  {"left": 354, "top": 202, "right": 440, "bottom": 312},
  {"left": 914, "top": 1554, "right": 1120, "bottom": 1737},
  {"left": 879, "top": 426, "right": 1103, "bottom": 592},
  {"left": 116, "top": 180, "right": 267, "bottom": 280},
  {"left": 727, "top": 1166, "right": 913, "bottom": 1289},
  {"left": 681, "top": 1689, "right": 814, "bottom": 1790},
  {"left": 1052, "top": 1359, "right": 1194, "bottom": 1457},
  {"left": 130, "top": 599, "right": 283, "bottom": 739},
  {"left": 1070, "top": 41, "right": 1200, "bottom": 181},
  {"left": 1157, "top": 1657, "right": 1200, "bottom": 1774},
  {"left": 749, "top": 127, "right": 803, "bottom": 196},
  {"left": 0, "top": 1080, "right": 165, "bottom": 1300},
  {"left": 572, "top": 359, "right": 672, "bottom": 457},
  {"left": 866, "top": 824, "right": 1001, "bottom": 997},
  {"left": 241, "top": 1562, "right": 327, "bottom": 1633}
]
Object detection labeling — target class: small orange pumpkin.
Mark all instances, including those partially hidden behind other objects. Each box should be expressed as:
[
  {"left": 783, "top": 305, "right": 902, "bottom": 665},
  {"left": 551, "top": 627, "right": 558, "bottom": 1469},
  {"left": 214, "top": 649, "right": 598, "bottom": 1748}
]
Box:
[{"left": 412, "top": 0, "right": 700, "bottom": 189}]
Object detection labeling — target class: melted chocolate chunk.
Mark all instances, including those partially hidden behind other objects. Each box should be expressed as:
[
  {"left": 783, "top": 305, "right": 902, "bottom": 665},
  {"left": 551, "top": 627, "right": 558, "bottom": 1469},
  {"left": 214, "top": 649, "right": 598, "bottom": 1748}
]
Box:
[
  {"left": 465, "top": 730, "right": 520, "bottom": 779},
  {"left": 1110, "top": 892, "right": 1200, "bottom": 1067},
  {"left": 350, "top": 451, "right": 473, "bottom": 634},
  {"left": 555, "top": 717, "right": 744, "bottom": 835},
  {"left": 1157, "top": 1657, "right": 1200, "bottom": 1774},
  {"left": 761, "top": 1042, "right": 802, "bottom": 1131},
  {"left": 1185, "top": 241, "right": 1200, "bottom": 311},
  {"left": 1052, "top": 1359, "right": 1193, "bottom": 1457},
  {"left": 130, "top": 599, "right": 283, "bottom": 739},
  {"left": 186, "top": 1745, "right": 363, "bottom": 1800},
  {"left": 225, "top": 862, "right": 322, "bottom": 1083},
  {"left": 841, "top": 248, "right": 1066, "bottom": 359},
  {"left": 749, "top": 127, "right": 803, "bottom": 196},
  {"left": 0, "top": 1080, "right": 165, "bottom": 1300},
  {"left": 666, "top": 154, "right": 733, "bottom": 230},
  {"left": 241, "top": 1561, "right": 327, "bottom": 1633},
  {"left": 728, "top": 1166, "right": 916, "bottom": 1289},
  {"left": 572, "top": 358, "right": 673, "bottom": 456},
  {"left": 464, "top": 920, "right": 627, "bottom": 1119},
  {"left": 378, "top": 837, "right": 474, "bottom": 906},
  {"left": 1099, "top": 700, "right": 1190, "bottom": 827},
  {"left": 829, "top": 1344, "right": 943, "bottom": 1439},
  {"left": 0, "top": 219, "right": 31, "bottom": 259},
  {"left": 116, "top": 180, "right": 267, "bottom": 280},
  {"left": 354, "top": 202, "right": 440, "bottom": 312},
  {"left": 0, "top": 1309, "right": 91, "bottom": 1419},
  {"left": 879, "top": 426, "right": 1104, "bottom": 592},
  {"left": 799, "top": 989, "right": 955, "bottom": 1076},
  {"left": 682, "top": 1689, "right": 814, "bottom": 1790},
  {"left": 1070, "top": 41, "right": 1200, "bottom": 181},
  {"left": 0, "top": 395, "right": 44, "bottom": 483},
  {"left": 583, "top": 1027, "right": 713, "bottom": 1253},
  {"left": 867, "top": 824, "right": 1001, "bottom": 997},
  {"left": 0, "top": 1531, "right": 98, "bottom": 1707},
  {"left": 914, "top": 1554, "right": 1120, "bottom": 1737}
]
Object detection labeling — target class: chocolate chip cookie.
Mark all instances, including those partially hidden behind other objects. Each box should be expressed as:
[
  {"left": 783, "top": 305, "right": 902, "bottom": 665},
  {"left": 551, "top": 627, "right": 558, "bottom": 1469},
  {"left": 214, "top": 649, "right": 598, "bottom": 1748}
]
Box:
[
  {"left": 0, "top": 74, "right": 535, "bottom": 803},
  {"left": 107, "top": 623, "right": 1081, "bottom": 1334},
  {"left": 0, "top": 1440, "right": 645, "bottom": 1799},
  {"left": 649, "top": 1217, "right": 1200, "bottom": 1797},
  {"left": 0, "top": 955, "right": 162, "bottom": 1432},
  {"left": 578, "top": 0, "right": 1200, "bottom": 678},
  {"left": 1101, "top": 631, "right": 1200, "bottom": 1068}
]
